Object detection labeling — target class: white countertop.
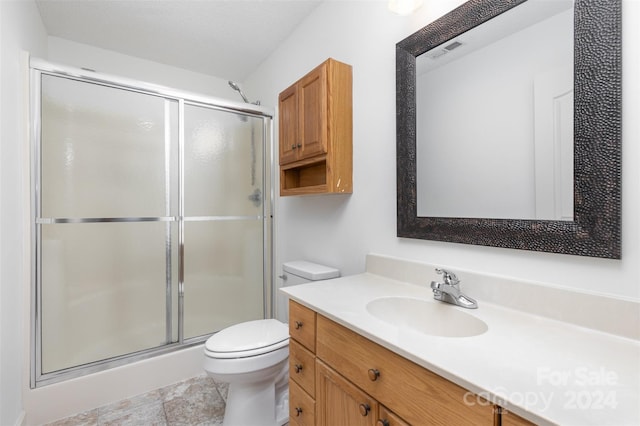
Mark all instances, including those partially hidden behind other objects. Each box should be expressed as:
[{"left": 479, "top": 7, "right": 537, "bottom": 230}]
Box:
[{"left": 281, "top": 272, "right": 640, "bottom": 426}]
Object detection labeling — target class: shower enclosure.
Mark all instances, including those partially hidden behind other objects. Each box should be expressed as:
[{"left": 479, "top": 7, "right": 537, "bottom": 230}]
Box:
[{"left": 30, "top": 59, "right": 273, "bottom": 387}]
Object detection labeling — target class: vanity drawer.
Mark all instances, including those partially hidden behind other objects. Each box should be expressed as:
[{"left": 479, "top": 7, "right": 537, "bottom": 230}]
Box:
[
  {"left": 289, "top": 300, "right": 316, "bottom": 352},
  {"left": 316, "top": 315, "right": 494, "bottom": 425},
  {"left": 290, "top": 339, "right": 316, "bottom": 397},
  {"left": 378, "top": 405, "right": 410, "bottom": 426},
  {"left": 290, "top": 379, "right": 315, "bottom": 426}
]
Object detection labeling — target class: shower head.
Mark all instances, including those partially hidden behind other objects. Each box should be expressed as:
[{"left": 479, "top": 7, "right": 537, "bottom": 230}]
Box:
[{"left": 228, "top": 80, "right": 250, "bottom": 103}]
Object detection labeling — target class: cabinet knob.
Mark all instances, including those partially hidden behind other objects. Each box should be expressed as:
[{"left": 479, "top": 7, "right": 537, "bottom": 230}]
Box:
[
  {"left": 297, "top": 143, "right": 302, "bottom": 148},
  {"left": 376, "top": 420, "right": 390, "bottom": 426},
  {"left": 294, "top": 320, "right": 303, "bottom": 330},
  {"left": 295, "top": 407, "right": 303, "bottom": 417},
  {"left": 359, "top": 403, "right": 370, "bottom": 417},
  {"left": 294, "top": 364, "right": 303, "bottom": 373},
  {"left": 368, "top": 368, "right": 380, "bottom": 381}
]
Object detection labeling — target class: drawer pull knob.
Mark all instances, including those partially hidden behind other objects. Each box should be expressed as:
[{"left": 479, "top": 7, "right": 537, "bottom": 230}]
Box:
[
  {"left": 297, "top": 143, "right": 302, "bottom": 148},
  {"left": 295, "top": 407, "right": 303, "bottom": 417},
  {"left": 291, "top": 144, "right": 297, "bottom": 150},
  {"left": 294, "top": 364, "right": 303, "bottom": 373},
  {"left": 294, "top": 321, "right": 303, "bottom": 329},
  {"left": 377, "top": 420, "right": 390, "bottom": 426},
  {"left": 368, "top": 368, "right": 380, "bottom": 381},
  {"left": 359, "top": 403, "right": 370, "bottom": 417}
]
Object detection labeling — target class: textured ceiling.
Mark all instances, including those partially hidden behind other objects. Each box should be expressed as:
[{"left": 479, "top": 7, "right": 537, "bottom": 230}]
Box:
[{"left": 36, "top": 0, "right": 323, "bottom": 82}]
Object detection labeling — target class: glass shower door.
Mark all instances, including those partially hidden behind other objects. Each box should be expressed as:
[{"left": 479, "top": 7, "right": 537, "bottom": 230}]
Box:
[
  {"left": 182, "top": 104, "right": 265, "bottom": 339},
  {"left": 34, "top": 67, "right": 271, "bottom": 385},
  {"left": 38, "top": 75, "right": 179, "bottom": 374}
]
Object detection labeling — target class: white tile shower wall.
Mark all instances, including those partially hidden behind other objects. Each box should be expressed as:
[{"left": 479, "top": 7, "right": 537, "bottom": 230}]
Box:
[{"left": 366, "top": 253, "right": 640, "bottom": 341}]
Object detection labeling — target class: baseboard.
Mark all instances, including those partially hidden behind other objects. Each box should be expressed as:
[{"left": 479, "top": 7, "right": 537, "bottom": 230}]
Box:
[{"left": 15, "top": 410, "right": 26, "bottom": 426}]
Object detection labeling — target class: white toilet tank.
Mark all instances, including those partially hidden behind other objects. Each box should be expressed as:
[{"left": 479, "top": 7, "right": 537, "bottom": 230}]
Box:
[
  {"left": 277, "top": 260, "right": 340, "bottom": 322},
  {"left": 282, "top": 260, "right": 340, "bottom": 286}
]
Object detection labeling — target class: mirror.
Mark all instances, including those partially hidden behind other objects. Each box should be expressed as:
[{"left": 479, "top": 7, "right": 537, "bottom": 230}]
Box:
[
  {"left": 416, "top": 0, "right": 574, "bottom": 220},
  {"left": 396, "top": 0, "right": 621, "bottom": 258}
]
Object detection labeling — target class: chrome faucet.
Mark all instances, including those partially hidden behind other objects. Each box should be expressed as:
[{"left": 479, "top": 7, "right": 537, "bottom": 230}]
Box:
[{"left": 430, "top": 268, "right": 478, "bottom": 309}]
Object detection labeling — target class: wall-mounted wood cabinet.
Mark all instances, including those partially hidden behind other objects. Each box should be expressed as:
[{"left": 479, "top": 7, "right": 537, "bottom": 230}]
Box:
[{"left": 278, "top": 58, "right": 352, "bottom": 196}]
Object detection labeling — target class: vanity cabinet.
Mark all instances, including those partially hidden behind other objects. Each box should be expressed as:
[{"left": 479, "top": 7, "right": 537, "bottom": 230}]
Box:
[
  {"left": 278, "top": 58, "right": 352, "bottom": 196},
  {"left": 287, "top": 300, "right": 503, "bottom": 426}
]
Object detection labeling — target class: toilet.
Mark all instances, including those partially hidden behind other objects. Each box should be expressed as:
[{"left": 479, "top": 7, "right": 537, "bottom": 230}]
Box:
[{"left": 204, "top": 260, "right": 340, "bottom": 426}]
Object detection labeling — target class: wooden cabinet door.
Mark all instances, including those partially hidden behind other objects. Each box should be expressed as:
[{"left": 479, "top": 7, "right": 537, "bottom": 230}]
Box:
[
  {"left": 278, "top": 84, "right": 298, "bottom": 165},
  {"left": 298, "top": 63, "right": 328, "bottom": 160},
  {"left": 316, "top": 359, "right": 377, "bottom": 426}
]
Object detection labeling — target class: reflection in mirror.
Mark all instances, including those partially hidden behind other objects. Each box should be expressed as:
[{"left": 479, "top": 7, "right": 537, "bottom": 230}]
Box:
[
  {"left": 416, "top": 0, "right": 574, "bottom": 220},
  {"left": 396, "top": 0, "right": 621, "bottom": 258}
]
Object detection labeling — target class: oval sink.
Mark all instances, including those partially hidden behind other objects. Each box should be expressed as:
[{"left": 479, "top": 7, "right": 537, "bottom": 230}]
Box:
[{"left": 366, "top": 297, "right": 488, "bottom": 338}]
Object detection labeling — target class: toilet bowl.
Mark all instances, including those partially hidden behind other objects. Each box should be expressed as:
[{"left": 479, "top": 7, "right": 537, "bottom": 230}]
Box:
[
  {"left": 204, "top": 319, "right": 290, "bottom": 426},
  {"left": 204, "top": 260, "right": 340, "bottom": 426}
]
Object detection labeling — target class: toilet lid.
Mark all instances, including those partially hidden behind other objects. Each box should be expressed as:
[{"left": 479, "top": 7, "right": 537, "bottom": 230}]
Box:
[
  {"left": 205, "top": 319, "right": 289, "bottom": 356},
  {"left": 283, "top": 260, "right": 340, "bottom": 280}
]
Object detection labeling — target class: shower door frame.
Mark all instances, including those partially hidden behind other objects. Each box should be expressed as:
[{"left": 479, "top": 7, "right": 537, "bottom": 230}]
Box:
[{"left": 29, "top": 58, "right": 275, "bottom": 388}]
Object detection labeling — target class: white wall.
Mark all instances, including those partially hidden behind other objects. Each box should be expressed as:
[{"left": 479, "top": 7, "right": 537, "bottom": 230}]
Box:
[
  {"left": 0, "top": 1, "right": 47, "bottom": 424},
  {"left": 47, "top": 37, "right": 233, "bottom": 100},
  {"left": 245, "top": 0, "right": 639, "bottom": 305}
]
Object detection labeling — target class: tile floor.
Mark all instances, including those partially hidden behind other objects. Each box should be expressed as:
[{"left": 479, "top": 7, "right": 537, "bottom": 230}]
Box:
[{"left": 44, "top": 375, "right": 228, "bottom": 426}]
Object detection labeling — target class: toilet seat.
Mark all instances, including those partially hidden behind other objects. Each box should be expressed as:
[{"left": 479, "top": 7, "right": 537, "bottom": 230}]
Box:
[{"left": 205, "top": 319, "right": 289, "bottom": 359}]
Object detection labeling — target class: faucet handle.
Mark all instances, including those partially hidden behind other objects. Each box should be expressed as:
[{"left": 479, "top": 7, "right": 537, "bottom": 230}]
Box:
[{"left": 435, "top": 268, "right": 459, "bottom": 286}]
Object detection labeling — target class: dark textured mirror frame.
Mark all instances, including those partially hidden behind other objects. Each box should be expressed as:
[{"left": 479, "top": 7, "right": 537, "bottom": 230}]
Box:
[{"left": 396, "top": 0, "right": 621, "bottom": 259}]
